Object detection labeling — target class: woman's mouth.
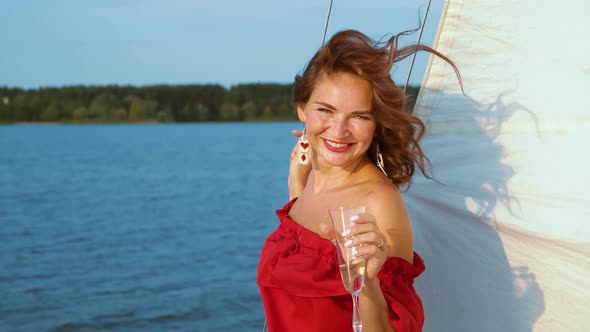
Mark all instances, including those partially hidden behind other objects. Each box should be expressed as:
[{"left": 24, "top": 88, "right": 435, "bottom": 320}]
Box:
[{"left": 322, "top": 138, "right": 353, "bottom": 152}]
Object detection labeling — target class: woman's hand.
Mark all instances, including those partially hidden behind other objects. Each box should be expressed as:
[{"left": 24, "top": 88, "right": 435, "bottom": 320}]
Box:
[
  {"left": 344, "top": 213, "right": 387, "bottom": 281},
  {"left": 318, "top": 212, "right": 388, "bottom": 281},
  {"left": 288, "top": 129, "right": 312, "bottom": 200}
]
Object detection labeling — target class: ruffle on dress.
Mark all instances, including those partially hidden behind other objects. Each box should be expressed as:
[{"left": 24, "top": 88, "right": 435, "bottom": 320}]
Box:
[{"left": 257, "top": 199, "right": 425, "bottom": 331}]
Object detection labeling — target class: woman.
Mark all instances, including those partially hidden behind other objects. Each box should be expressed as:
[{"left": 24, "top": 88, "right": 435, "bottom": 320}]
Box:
[{"left": 257, "top": 29, "right": 458, "bottom": 332}]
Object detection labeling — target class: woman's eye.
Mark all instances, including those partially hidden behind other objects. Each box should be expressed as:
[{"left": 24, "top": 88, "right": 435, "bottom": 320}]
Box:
[{"left": 354, "top": 115, "right": 371, "bottom": 121}]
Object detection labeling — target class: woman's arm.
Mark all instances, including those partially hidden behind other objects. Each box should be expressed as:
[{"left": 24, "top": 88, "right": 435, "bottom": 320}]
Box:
[
  {"left": 360, "top": 278, "right": 397, "bottom": 332},
  {"left": 353, "top": 182, "right": 415, "bottom": 332}
]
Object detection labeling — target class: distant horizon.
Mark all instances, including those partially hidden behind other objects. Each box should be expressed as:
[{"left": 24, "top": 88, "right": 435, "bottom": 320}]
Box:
[
  {"left": 0, "top": 83, "right": 422, "bottom": 123},
  {"left": 0, "top": 80, "right": 423, "bottom": 90}
]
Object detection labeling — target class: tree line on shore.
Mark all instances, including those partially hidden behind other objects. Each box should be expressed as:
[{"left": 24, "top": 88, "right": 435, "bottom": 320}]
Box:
[{"left": 0, "top": 84, "right": 421, "bottom": 123}]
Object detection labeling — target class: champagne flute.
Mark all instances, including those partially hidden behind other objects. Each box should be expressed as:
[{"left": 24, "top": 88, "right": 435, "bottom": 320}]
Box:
[{"left": 328, "top": 206, "right": 366, "bottom": 332}]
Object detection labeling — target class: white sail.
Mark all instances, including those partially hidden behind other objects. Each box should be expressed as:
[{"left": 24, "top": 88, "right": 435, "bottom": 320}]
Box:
[{"left": 409, "top": 0, "right": 590, "bottom": 331}]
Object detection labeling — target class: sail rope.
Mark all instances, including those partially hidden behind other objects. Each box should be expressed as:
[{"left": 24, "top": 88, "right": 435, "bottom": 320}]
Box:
[
  {"left": 403, "top": 0, "right": 432, "bottom": 94},
  {"left": 321, "top": 0, "right": 335, "bottom": 45}
]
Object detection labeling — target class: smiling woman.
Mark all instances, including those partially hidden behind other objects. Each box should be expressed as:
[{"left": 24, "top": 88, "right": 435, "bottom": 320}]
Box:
[
  {"left": 297, "top": 73, "right": 376, "bottom": 171},
  {"left": 256, "top": 29, "right": 460, "bottom": 332}
]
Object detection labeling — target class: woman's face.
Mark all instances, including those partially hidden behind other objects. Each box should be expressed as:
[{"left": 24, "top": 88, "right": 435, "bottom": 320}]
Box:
[{"left": 297, "top": 72, "right": 376, "bottom": 170}]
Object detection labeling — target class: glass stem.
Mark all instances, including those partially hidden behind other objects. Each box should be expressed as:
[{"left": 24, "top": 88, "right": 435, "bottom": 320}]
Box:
[{"left": 352, "top": 293, "right": 362, "bottom": 332}]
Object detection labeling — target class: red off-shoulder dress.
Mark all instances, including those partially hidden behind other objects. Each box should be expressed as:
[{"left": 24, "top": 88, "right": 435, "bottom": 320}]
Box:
[{"left": 257, "top": 199, "right": 425, "bottom": 332}]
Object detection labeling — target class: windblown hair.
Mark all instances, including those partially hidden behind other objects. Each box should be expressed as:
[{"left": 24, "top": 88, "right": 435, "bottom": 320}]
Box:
[{"left": 294, "top": 29, "right": 460, "bottom": 187}]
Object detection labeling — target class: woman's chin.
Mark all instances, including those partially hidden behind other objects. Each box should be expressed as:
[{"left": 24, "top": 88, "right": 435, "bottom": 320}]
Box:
[{"left": 318, "top": 154, "right": 363, "bottom": 168}]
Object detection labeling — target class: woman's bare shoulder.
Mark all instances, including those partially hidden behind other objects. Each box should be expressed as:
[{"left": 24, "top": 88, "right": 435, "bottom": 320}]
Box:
[
  {"left": 365, "top": 181, "right": 406, "bottom": 224},
  {"left": 365, "top": 180, "right": 414, "bottom": 261},
  {"left": 366, "top": 178, "right": 402, "bottom": 204}
]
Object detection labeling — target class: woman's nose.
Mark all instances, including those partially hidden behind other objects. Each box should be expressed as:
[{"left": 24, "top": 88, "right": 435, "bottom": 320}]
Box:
[{"left": 330, "top": 116, "right": 349, "bottom": 138}]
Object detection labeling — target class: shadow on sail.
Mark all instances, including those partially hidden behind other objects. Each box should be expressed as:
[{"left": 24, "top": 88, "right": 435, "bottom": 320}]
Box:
[{"left": 406, "top": 91, "right": 545, "bottom": 332}]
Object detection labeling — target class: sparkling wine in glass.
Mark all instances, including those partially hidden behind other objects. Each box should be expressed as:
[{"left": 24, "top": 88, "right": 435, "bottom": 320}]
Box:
[{"left": 329, "top": 206, "right": 366, "bottom": 332}]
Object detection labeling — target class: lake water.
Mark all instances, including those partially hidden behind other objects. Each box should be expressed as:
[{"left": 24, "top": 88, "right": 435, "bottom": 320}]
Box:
[{"left": 0, "top": 123, "right": 298, "bottom": 332}]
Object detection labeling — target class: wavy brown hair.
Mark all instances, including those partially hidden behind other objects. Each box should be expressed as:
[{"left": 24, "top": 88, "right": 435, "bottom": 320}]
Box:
[{"left": 294, "top": 29, "right": 460, "bottom": 187}]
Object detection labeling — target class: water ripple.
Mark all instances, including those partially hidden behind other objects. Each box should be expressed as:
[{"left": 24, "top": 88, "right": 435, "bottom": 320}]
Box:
[{"left": 1, "top": 123, "right": 290, "bottom": 332}]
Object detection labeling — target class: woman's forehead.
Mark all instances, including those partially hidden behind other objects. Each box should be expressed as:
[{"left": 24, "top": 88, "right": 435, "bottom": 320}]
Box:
[{"left": 309, "top": 72, "right": 372, "bottom": 109}]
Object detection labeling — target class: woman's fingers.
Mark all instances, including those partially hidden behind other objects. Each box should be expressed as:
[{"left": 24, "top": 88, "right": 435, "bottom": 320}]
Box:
[
  {"left": 319, "top": 222, "right": 335, "bottom": 242},
  {"left": 291, "top": 129, "right": 303, "bottom": 138},
  {"left": 342, "top": 213, "right": 386, "bottom": 255},
  {"left": 344, "top": 213, "right": 388, "bottom": 280},
  {"left": 348, "top": 219, "right": 378, "bottom": 236},
  {"left": 350, "top": 213, "right": 376, "bottom": 224},
  {"left": 344, "top": 231, "right": 385, "bottom": 250},
  {"left": 355, "top": 243, "right": 386, "bottom": 259}
]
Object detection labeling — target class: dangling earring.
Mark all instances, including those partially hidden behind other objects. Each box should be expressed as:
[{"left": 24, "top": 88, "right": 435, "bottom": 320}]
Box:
[
  {"left": 376, "top": 143, "right": 388, "bottom": 176},
  {"left": 297, "top": 126, "right": 310, "bottom": 165}
]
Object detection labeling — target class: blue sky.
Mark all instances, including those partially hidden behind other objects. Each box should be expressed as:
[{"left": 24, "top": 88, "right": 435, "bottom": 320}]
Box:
[{"left": 0, "top": 0, "right": 443, "bottom": 89}]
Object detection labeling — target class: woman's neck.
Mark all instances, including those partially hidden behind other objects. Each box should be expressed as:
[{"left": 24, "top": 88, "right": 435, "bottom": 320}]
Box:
[{"left": 307, "top": 156, "right": 371, "bottom": 194}]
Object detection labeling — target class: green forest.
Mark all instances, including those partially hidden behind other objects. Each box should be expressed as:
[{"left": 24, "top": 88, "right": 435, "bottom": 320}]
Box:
[{"left": 0, "top": 84, "right": 421, "bottom": 123}]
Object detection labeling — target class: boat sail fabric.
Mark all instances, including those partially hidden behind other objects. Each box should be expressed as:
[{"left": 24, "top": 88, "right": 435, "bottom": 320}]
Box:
[{"left": 408, "top": 0, "right": 590, "bottom": 331}]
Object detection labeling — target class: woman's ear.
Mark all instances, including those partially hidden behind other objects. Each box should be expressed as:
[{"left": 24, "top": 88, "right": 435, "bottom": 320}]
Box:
[{"left": 296, "top": 103, "right": 306, "bottom": 122}]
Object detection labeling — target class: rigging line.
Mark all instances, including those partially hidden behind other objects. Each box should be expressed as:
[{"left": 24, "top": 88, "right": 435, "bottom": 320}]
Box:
[
  {"left": 403, "top": 0, "right": 432, "bottom": 94},
  {"left": 321, "top": 0, "right": 335, "bottom": 45}
]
